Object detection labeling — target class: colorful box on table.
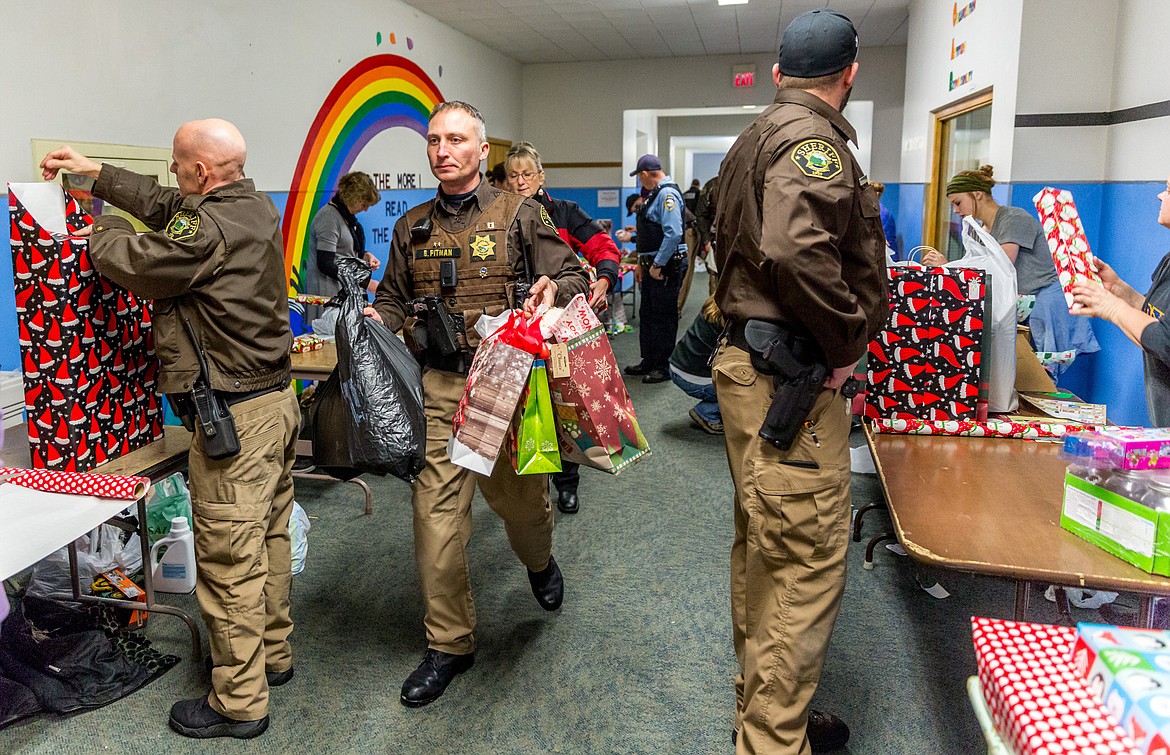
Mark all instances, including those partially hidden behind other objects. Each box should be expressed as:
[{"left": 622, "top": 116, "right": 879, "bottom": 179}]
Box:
[
  {"left": 1073, "top": 623, "right": 1170, "bottom": 754},
  {"left": 1063, "top": 428, "right": 1170, "bottom": 472},
  {"left": 1033, "top": 188, "right": 1102, "bottom": 308},
  {"left": 971, "top": 617, "right": 1138, "bottom": 755},
  {"left": 1061, "top": 471, "right": 1170, "bottom": 576},
  {"left": 547, "top": 294, "right": 649, "bottom": 474},
  {"left": 9, "top": 183, "right": 163, "bottom": 472},
  {"left": 864, "top": 266, "right": 988, "bottom": 421}
]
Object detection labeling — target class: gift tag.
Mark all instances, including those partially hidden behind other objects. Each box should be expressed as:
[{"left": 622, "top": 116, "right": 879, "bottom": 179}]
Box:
[{"left": 549, "top": 343, "right": 570, "bottom": 378}]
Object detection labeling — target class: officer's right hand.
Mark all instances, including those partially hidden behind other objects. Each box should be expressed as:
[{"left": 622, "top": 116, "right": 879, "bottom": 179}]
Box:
[
  {"left": 40, "top": 146, "right": 101, "bottom": 181},
  {"left": 615, "top": 229, "right": 632, "bottom": 243},
  {"left": 362, "top": 306, "right": 383, "bottom": 323},
  {"left": 824, "top": 364, "right": 855, "bottom": 389}
]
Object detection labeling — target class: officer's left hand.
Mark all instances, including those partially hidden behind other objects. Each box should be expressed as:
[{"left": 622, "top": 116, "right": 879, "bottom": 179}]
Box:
[
  {"left": 588, "top": 278, "right": 610, "bottom": 309},
  {"left": 824, "top": 364, "right": 855, "bottom": 389},
  {"left": 524, "top": 275, "right": 558, "bottom": 316},
  {"left": 649, "top": 264, "right": 664, "bottom": 281}
]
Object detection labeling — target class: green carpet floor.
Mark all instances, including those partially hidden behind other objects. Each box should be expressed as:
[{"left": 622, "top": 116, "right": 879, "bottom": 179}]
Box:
[{"left": 2, "top": 273, "right": 1147, "bottom": 754}]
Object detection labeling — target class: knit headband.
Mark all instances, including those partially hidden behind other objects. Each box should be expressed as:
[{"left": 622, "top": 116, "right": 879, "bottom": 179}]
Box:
[{"left": 946, "top": 173, "right": 993, "bottom": 196}]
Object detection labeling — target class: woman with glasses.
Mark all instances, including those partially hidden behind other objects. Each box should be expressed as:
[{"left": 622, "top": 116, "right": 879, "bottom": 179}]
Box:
[{"left": 504, "top": 141, "right": 622, "bottom": 515}]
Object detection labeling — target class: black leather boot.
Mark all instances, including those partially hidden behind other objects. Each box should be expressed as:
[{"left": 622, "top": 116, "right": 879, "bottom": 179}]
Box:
[
  {"left": 557, "top": 489, "right": 579, "bottom": 514},
  {"left": 527, "top": 555, "right": 564, "bottom": 611},
  {"left": 168, "top": 697, "right": 269, "bottom": 739},
  {"left": 400, "top": 649, "right": 475, "bottom": 708},
  {"left": 807, "top": 709, "right": 850, "bottom": 751}
]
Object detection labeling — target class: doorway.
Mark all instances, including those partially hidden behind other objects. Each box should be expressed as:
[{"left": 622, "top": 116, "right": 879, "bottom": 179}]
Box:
[{"left": 926, "top": 90, "right": 993, "bottom": 259}]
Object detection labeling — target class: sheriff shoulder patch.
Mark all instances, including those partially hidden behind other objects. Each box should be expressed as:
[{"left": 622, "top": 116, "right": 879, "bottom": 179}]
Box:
[
  {"left": 165, "top": 210, "right": 200, "bottom": 241},
  {"left": 791, "top": 140, "right": 842, "bottom": 180},
  {"left": 539, "top": 205, "right": 557, "bottom": 231},
  {"left": 664, "top": 194, "right": 677, "bottom": 212},
  {"left": 470, "top": 233, "right": 497, "bottom": 261}
]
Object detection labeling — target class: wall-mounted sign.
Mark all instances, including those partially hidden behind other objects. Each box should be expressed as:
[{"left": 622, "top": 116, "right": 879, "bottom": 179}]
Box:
[{"left": 732, "top": 64, "right": 756, "bottom": 88}]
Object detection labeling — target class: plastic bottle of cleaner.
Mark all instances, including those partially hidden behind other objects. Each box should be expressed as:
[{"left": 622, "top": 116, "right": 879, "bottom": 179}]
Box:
[{"left": 150, "top": 516, "right": 196, "bottom": 593}]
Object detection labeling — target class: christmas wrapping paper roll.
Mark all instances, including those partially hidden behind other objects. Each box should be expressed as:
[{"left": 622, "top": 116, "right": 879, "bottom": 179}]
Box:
[
  {"left": 873, "top": 417, "right": 1092, "bottom": 439},
  {"left": 0, "top": 467, "right": 150, "bottom": 500},
  {"left": 1034, "top": 187, "right": 1103, "bottom": 308}
]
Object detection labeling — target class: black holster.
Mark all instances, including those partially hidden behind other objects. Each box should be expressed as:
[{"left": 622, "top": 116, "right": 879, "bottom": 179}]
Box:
[
  {"left": 409, "top": 295, "right": 469, "bottom": 373},
  {"left": 178, "top": 317, "right": 241, "bottom": 460},
  {"left": 739, "top": 320, "right": 828, "bottom": 451}
]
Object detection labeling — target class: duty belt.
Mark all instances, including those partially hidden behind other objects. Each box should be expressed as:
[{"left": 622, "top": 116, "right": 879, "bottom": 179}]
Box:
[
  {"left": 726, "top": 319, "right": 821, "bottom": 364},
  {"left": 215, "top": 383, "right": 284, "bottom": 407}
]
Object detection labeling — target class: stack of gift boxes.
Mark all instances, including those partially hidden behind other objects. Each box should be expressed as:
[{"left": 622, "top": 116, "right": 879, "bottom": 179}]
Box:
[{"left": 1059, "top": 428, "right": 1170, "bottom": 575}]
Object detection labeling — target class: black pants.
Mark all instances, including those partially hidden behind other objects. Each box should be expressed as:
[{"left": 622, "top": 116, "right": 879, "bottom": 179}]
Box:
[
  {"left": 552, "top": 462, "right": 579, "bottom": 494},
  {"left": 638, "top": 259, "right": 683, "bottom": 372}
]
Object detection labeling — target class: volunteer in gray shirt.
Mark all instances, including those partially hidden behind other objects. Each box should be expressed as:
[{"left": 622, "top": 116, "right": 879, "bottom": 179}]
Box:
[
  {"left": 1071, "top": 173, "right": 1170, "bottom": 426},
  {"left": 923, "top": 164, "right": 1099, "bottom": 377},
  {"left": 304, "top": 171, "right": 381, "bottom": 328}
]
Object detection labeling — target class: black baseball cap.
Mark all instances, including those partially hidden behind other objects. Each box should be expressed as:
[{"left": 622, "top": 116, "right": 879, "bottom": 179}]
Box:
[
  {"left": 778, "top": 9, "right": 858, "bottom": 78},
  {"left": 625, "top": 194, "right": 642, "bottom": 216},
  {"left": 629, "top": 154, "right": 662, "bottom": 176}
]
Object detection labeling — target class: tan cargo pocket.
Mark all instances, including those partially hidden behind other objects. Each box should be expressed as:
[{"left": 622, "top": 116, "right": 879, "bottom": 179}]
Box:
[
  {"left": 750, "top": 461, "right": 849, "bottom": 561},
  {"left": 190, "top": 409, "right": 283, "bottom": 521},
  {"left": 711, "top": 345, "right": 758, "bottom": 388}
]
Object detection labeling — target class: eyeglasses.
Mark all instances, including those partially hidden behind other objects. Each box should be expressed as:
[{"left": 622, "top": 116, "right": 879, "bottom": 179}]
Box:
[{"left": 507, "top": 170, "right": 540, "bottom": 182}]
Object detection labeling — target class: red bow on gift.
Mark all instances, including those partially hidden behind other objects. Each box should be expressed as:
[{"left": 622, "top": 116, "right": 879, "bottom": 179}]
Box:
[{"left": 492, "top": 311, "right": 550, "bottom": 359}]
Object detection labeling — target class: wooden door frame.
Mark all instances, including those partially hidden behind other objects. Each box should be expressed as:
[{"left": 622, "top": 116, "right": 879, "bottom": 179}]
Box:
[{"left": 924, "top": 88, "right": 994, "bottom": 251}]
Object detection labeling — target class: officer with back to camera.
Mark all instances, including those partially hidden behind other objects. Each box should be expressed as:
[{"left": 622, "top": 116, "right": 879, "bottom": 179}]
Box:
[
  {"left": 713, "top": 9, "right": 887, "bottom": 754},
  {"left": 364, "top": 100, "right": 589, "bottom": 707}
]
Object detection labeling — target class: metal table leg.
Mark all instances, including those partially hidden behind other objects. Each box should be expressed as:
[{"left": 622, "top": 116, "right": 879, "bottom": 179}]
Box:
[
  {"left": 293, "top": 469, "right": 374, "bottom": 515},
  {"left": 1014, "top": 581, "right": 1031, "bottom": 621}
]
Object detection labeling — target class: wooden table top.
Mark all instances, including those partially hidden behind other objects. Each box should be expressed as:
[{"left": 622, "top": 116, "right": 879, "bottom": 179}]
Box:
[
  {"left": 2, "top": 425, "right": 192, "bottom": 482},
  {"left": 866, "top": 425, "right": 1170, "bottom": 595},
  {"left": 290, "top": 340, "right": 336, "bottom": 381}
]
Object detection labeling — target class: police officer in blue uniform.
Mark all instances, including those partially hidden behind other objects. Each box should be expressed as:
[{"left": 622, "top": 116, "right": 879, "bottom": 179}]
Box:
[{"left": 622, "top": 154, "right": 687, "bottom": 383}]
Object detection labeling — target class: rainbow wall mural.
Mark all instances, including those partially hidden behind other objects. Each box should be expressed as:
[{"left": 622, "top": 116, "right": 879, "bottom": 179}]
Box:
[{"left": 283, "top": 54, "right": 444, "bottom": 293}]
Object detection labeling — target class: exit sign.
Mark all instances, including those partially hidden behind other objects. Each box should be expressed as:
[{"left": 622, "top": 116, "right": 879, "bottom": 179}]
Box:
[{"left": 733, "top": 64, "right": 756, "bottom": 88}]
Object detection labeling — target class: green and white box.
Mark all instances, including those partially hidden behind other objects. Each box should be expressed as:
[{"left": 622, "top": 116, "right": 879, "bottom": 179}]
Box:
[{"left": 1060, "top": 472, "right": 1170, "bottom": 575}]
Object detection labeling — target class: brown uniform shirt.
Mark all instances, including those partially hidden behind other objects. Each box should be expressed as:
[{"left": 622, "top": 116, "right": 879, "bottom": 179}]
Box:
[
  {"left": 714, "top": 88, "right": 887, "bottom": 369},
  {"left": 90, "top": 165, "right": 292, "bottom": 394},
  {"left": 373, "top": 179, "right": 589, "bottom": 334}
]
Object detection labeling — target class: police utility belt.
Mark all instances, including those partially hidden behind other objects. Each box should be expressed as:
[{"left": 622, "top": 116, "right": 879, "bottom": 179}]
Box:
[{"left": 726, "top": 319, "right": 857, "bottom": 452}]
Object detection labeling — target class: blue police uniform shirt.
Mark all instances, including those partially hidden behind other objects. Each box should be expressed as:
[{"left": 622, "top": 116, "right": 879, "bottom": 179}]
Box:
[{"left": 644, "top": 175, "right": 685, "bottom": 267}]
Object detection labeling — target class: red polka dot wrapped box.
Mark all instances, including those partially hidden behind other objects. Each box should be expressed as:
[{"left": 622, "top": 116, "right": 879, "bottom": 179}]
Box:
[
  {"left": 972, "top": 617, "right": 1138, "bottom": 754},
  {"left": 1073, "top": 623, "right": 1170, "bottom": 755}
]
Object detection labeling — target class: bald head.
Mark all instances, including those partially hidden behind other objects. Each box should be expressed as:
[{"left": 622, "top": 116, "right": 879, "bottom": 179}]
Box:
[{"left": 171, "top": 118, "right": 247, "bottom": 195}]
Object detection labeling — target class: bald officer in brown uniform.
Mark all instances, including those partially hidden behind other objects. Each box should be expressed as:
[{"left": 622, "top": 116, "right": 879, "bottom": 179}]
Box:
[
  {"left": 365, "top": 101, "right": 588, "bottom": 707},
  {"left": 712, "top": 11, "right": 887, "bottom": 754},
  {"left": 40, "top": 120, "right": 299, "bottom": 741}
]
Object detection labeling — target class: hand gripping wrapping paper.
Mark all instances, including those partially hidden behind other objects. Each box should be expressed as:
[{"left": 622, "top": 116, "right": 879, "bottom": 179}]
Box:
[{"left": 547, "top": 294, "right": 649, "bottom": 474}]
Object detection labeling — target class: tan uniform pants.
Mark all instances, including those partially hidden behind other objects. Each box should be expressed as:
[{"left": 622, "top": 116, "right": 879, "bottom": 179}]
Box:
[
  {"left": 712, "top": 345, "right": 851, "bottom": 755},
  {"left": 678, "top": 227, "right": 700, "bottom": 312},
  {"left": 188, "top": 385, "right": 300, "bottom": 721},
  {"left": 414, "top": 368, "right": 554, "bottom": 655}
]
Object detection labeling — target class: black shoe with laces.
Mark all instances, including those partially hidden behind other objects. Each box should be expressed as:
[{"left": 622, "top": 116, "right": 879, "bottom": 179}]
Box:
[
  {"left": 642, "top": 369, "right": 669, "bottom": 383},
  {"left": 168, "top": 697, "right": 269, "bottom": 739},
  {"left": 527, "top": 555, "right": 564, "bottom": 611},
  {"left": 623, "top": 363, "right": 651, "bottom": 376},
  {"left": 400, "top": 649, "right": 475, "bottom": 708},
  {"left": 807, "top": 709, "right": 850, "bottom": 751}
]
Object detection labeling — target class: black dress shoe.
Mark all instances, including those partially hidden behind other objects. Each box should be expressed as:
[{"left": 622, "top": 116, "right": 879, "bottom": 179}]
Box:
[
  {"left": 807, "top": 709, "right": 850, "bottom": 751},
  {"left": 400, "top": 649, "right": 475, "bottom": 708},
  {"left": 642, "top": 369, "right": 669, "bottom": 383},
  {"left": 557, "top": 489, "right": 579, "bottom": 514},
  {"left": 527, "top": 555, "right": 564, "bottom": 611},
  {"left": 624, "top": 363, "right": 651, "bottom": 376},
  {"left": 168, "top": 697, "right": 269, "bottom": 739},
  {"left": 267, "top": 667, "right": 294, "bottom": 687}
]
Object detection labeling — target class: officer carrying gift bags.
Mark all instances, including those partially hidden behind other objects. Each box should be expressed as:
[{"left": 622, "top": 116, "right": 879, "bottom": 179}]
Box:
[
  {"left": 712, "top": 10, "right": 887, "bottom": 754},
  {"left": 364, "top": 101, "right": 589, "bottom": 707}
]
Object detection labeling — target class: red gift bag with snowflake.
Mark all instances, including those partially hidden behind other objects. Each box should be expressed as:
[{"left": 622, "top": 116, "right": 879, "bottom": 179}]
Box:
[
  {"left": 9, "top": 183, "right": 163, "bottom": 471},
  {"left": 546, "top": 295, "right": 649, "bottom": 475}
]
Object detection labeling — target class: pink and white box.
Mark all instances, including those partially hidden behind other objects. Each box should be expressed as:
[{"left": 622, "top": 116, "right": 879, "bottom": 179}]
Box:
[{"left": 972, "top": 617, "right": 1138, "bottom": 755}]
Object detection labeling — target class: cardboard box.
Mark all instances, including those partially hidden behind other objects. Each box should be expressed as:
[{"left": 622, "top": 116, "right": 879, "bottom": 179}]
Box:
[
  {"left": 1072, "top": 623, "right": 1170, "bottom": 755},
  {"left": 1060, "top": 472, "right": 1170, "bottom": 575},
  {"left": 972, "top": 616, "right": 1137, "bottom": 755}
]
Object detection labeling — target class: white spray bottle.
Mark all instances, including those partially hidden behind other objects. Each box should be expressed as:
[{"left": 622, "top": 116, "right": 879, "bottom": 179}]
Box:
[{"left": 150, "top": 516, "right": 196, "bottom": 593}]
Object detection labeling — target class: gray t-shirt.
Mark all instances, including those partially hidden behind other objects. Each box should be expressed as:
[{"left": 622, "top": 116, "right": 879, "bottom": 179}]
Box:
[
  {"left": 305, "top": 202, "right": 357, "bottom": 299},
  {"left": 992, "top": 205, "right": 1057, "bottom": 295}
]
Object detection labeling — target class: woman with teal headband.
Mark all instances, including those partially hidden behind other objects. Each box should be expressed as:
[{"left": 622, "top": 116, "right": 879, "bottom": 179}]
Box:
[{"left": 922, "top": 164, "right": 1099, "bottom": 378}]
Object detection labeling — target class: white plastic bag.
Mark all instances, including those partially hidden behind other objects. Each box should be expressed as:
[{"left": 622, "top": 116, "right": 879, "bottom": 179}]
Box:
[
  {"left": 26, "top": 523, "right": 143, "bottom": 598},
  {"left": 944, "top": 216, "right": 1019, "bottom": 413},
  {"left": 289, "top": 501, "right": 311, "bottom": 576}
]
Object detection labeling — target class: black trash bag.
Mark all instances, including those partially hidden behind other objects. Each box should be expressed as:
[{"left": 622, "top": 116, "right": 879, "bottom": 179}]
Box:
[
  {"left": 307, "top": 369, "right": 362, "bottom": 481},
  {"left": 334, "top": 257, "right": 426, "bottom": 482}
]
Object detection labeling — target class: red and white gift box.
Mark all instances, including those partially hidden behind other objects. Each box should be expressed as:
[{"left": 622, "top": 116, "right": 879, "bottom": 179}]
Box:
[
  {"left": 972, "top": 617, "right": 1138, "bottom": 755},
  {"left": 1033, "top": 188, "right": 1103, "bottom": 308}
]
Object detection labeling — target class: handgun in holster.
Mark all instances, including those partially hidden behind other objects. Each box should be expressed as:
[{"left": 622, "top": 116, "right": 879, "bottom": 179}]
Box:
[
  {"left": 179, "top": 317, "right": 240, "bottom": 460},
  {"left": 742, "top": 320, "right": 830, "bottom": 451},
  {"left": 409, "top": 295, "right": 467, "bottom": 372}
]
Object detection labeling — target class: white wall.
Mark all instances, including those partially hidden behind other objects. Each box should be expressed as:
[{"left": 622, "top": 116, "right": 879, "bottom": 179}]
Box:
[
  {"left": 1104, "top": 0, "right": 1170, "bottom": 181},
  {"left": 900, "top": 0, "right": 1024, "bottom": 183},
  {"left": 0, "top": 1, "right": 522, "bottom": 192},
  {"left": 523, "top": 46, "right": 907, "bottom": 189}
]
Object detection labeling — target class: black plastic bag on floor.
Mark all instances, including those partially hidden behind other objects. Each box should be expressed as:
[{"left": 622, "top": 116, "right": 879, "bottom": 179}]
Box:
[
  {"left": 307, "top": 369, "right": 362, "bottom": 481},
  {"left": 334, "top": 257, "right": 426, "bottom": 482}
]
